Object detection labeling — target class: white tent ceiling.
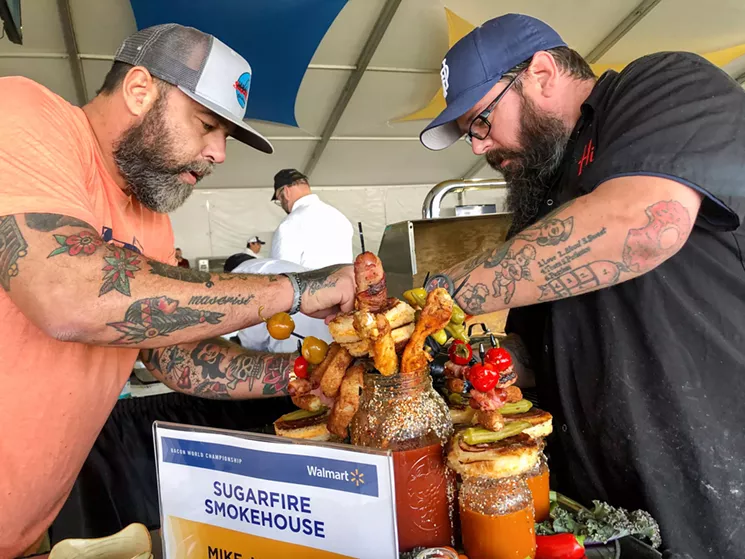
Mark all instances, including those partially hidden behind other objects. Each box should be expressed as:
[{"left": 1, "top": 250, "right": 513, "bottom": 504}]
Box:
[{"left": 3, "top": 0, "right": 745, "bottom": 192}]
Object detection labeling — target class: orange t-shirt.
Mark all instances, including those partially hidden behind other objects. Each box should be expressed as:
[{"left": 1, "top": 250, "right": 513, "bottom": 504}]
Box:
[{"left": 0, "top": 77, "right": 176, "bottom": 556}]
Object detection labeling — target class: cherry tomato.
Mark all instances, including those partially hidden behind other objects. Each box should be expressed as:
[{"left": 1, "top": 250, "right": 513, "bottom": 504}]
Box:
[
  {"left": 293, "top": 356, "right": 309, "bottom": 379},
  {"left": 468, "top": 363, "right": 499, "bottom": 393},
  {"left": 266, "top": 312, "right": 295, "bottom": 340},
  {"left": 302, "top": 336, "right": 329, "bottom": 365},
  {"left": 484, "top": 347, "right": 512, "bottom": 372},
  {"left": 448, "top": 340, "right": 473, "bottom": 365}
]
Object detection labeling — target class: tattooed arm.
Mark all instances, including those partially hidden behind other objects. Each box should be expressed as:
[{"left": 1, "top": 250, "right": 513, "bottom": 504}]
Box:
[
  {"left": 139, "top": 341, "right": 294, "bottom": 399},
  {"left": 445, "top": 176, "right": 703, "bottom": 315},
  {"left": 0, "top": 212, "right": 355, "bottom": 346}
]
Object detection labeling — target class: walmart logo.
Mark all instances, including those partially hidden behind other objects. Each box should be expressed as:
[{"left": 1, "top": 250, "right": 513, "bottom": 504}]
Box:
[
  {"left": 307, "top": 465, "right": 365, "bottom": 486},
  {"left": 350, "top": 469, "right": 365, "bottom": 487}
]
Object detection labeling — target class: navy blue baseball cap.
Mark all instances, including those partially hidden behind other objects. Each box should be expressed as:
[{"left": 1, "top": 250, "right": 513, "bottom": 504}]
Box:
[{"left": 420, "top": 14, "right": 566, "bottom": 151}]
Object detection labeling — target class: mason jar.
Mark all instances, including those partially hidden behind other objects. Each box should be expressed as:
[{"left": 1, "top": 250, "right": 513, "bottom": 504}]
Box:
[
  {"left": 459, "top": 475, "right": 536, "bottom": 559},
  {"left": 350, "top": 369, "right": 454, "bottom": 552},
  {"left": 526, "top": 452, "right": 550, "bottom": 522}
]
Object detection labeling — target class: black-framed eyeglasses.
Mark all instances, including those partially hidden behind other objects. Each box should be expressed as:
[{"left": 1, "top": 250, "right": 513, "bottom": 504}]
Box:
[{"left": 465, "top": 67, "right": 528, "bottom": 145}]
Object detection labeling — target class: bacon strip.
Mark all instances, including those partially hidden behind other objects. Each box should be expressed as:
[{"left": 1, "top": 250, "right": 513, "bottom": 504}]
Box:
[{"left": 354, "top": 252, "right": 387, "bottom": 312}]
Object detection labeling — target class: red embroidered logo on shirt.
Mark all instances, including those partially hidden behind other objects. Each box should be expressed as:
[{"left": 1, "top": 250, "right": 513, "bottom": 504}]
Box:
[{"left": 577, "top": 139, "right": 595, "bottom": 176}]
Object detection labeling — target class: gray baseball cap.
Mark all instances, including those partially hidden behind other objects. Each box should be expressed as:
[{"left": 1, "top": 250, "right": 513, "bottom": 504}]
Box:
[{"left": 115, "top": 24, "right": 273, "bottom": 154}]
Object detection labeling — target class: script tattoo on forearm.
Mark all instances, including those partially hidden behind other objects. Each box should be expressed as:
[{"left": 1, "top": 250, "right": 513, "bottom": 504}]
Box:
[
  {"left": 189, "top": 294, "right": 254, "bottom": 306},
  {"left": 141, "top": 341, "right": 293, "bottom": 399},
  {"left": 107, "top": 296, "right": 224, "bottom": 344},
  {"left": 0, "top": 215, "right": 28, "bottom": 291},
  {"left": 148, "top": 259, "right": 214, "bottom": 287},
  {"left": 296, "top": 265, "right": 345, "bottom": 296}
]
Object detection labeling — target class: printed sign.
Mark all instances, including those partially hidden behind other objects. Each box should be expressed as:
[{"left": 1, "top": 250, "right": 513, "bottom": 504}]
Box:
[{"left": 154, "top": 422, "right": 398, "bottom": 559}]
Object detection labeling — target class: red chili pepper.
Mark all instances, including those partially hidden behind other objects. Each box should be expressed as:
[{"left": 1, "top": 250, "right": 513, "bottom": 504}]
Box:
[
  {"left": 448, "top": 339, "right": 473, "bottom": 365},
  {"left": 484, "top": 347, "right": 512, "bottom": 372},
  {"left": 535, "top": 534, "right": 585, "bottom": 559},
  {"left": 293, "top": 356, "right": 309, "bottom": 379},
  {"left": 468, "top": 363, "right": 499, "bottom": 393}
]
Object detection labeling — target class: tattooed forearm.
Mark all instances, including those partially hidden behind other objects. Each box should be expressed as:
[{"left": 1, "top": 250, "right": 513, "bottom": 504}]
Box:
[
  {"left": 0, "top": 215, "right": 28, "bottom": 291},
  {"left": 107, "top": 296, "right": 224, "bottom": 344},
  {"left": 451, "top": 196, "right": 694, "bottom": 313},
  {"left": 140, "top": 339, "right": 294, "bottom": 399}
]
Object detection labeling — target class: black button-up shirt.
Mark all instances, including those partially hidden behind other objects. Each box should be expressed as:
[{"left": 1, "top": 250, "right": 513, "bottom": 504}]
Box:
[{"left": 508, "top": 52, "right": 745, "bottom": 559}]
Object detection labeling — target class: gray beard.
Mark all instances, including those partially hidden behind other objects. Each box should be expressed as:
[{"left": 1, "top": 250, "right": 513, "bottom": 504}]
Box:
[{"left": 113, "top": 94, "right": 213, "bottom": 214}]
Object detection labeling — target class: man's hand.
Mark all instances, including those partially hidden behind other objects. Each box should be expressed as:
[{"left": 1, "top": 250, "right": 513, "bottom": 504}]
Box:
[{"left": 297, "top": 265, "right": 356, "bottom": 319}]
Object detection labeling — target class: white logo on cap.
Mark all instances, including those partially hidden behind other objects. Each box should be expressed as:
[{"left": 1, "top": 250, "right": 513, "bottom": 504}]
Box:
[{"left": 440, "top": 58, "right": 450, "bottom": 99}]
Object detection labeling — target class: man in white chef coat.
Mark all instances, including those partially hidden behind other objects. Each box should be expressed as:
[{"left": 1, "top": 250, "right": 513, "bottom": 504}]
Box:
[{"left": 269, "top": 168, "right": 354, "bottom": 268}]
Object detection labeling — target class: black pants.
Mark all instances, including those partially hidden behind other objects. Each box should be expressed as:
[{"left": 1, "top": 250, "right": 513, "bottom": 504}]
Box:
[{"left": 49, "top": 392, "right": 295, "bottom": 544}]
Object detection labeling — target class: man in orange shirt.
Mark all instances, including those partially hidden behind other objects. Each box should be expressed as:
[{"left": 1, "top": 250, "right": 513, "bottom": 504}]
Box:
[{"left": 0, "top": 24, "right": 355, "bottom": 557}]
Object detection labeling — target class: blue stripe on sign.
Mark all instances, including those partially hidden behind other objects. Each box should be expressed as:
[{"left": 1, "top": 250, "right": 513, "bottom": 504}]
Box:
[{"left": 161, "top": 437, "right": 379, "bottom": 497}]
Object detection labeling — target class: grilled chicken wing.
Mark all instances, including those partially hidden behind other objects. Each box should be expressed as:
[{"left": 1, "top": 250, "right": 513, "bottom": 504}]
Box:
[{"left": 401, "top": 288, "right": 453, "bottom": 374}]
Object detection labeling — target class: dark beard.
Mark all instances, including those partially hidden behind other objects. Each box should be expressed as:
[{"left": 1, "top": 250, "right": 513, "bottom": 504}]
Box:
[
  {"left": 486, "top": 93, "right": 571, "bottom": 235},
  {"left": 113, "top": 92, "right": 213, "bottom": 214}
]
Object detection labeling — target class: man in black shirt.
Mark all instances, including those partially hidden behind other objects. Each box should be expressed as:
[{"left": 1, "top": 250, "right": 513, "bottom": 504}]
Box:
[{"left": 421, "top": 14, "right": 745, "bottom": 559}]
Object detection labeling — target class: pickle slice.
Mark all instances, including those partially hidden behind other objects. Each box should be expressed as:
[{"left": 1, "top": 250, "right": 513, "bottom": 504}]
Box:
[
  {"left": 448, "top": 392, "right": 466, "bottom": 406},
  {"left": 278, "top": 407, "right": 328, "bottom": 422},
  {"left": 462, "top": 421, "right": 532, "bottom": 445},
  {"left": 500, "top": 399, "right": 533, "bottom": 415}
]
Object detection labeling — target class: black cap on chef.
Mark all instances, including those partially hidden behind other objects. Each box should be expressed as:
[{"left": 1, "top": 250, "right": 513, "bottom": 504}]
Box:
[{"left": 272, "top": 168, "right": 308, "bottom": 200}]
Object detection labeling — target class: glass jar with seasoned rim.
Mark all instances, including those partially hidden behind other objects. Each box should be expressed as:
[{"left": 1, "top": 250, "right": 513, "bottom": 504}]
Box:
[
  {"left": 459, "top": 474, "right": 536, "bottom": 559},
  {"left": 351, "top": 369, "right": 454, "bottom": 552}
]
